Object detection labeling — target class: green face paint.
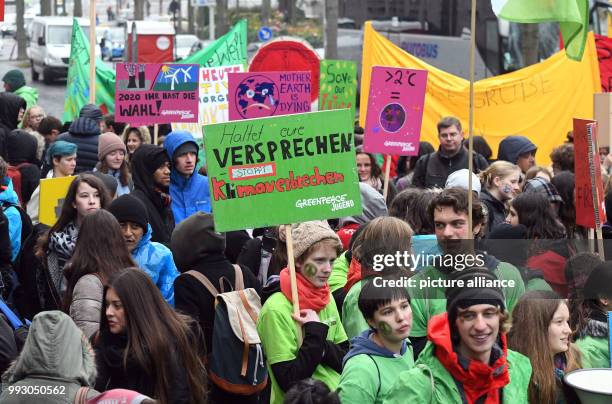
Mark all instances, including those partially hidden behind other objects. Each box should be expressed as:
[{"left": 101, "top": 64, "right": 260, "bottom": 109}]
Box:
[
  {"left": 378, "top": 321, "right": 393, "bottom": 336},
  {"left": 303, "top": 262, "right": 318, "bottom": 277}
]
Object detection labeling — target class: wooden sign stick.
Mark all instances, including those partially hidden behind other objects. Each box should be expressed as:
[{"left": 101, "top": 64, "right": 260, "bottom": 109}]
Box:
[
  {"left": 89, "top": 0, "right": 97, "bottom": 104},
  {"left": 284, "top": 224, "right": 303, "bottom": 345},
  {"left": 382, "top": 154, "right": 391, "bottom": 201}
]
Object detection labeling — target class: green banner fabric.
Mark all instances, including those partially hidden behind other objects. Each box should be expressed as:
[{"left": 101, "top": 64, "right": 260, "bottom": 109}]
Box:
[
  {"left": 203, "top": 109, "right": 362, "bottom": 231},
  {"left": 62, "top": 19, "right": 116, "bottom": 122},
  {"left": 181, "top": 19, "right": 248, "bottom": 67},
  {"left": 318, "top": 60, "right": 357, "bottom": 121}
]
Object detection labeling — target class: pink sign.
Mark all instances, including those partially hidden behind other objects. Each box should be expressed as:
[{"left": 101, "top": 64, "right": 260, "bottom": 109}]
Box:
[
  {"left": 228, "top": 71, "right": 311, "bottom": 120},
  {"left": 364, "top": 66, "right": 428, "bottom": 156},
  {"left": 115, "top": 63, "right": 199, "bottom": 125}
]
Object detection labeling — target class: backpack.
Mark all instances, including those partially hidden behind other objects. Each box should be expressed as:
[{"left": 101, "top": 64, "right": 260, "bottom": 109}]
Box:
[
  {"left": 1, "top": 203, "right": 33, "bottom": 247},
  {"left": 185, "top": 265, "right": 268, "bottom": 395},
  {"left": 7, "top": 163, "right": 28, "bottom": 206}
]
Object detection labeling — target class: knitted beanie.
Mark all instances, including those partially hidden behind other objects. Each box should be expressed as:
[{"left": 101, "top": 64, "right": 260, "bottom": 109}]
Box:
[
  {"left": 291, "top": 221, "right": 341, "bottom": 259},
  {"left": 108, "top": 194, "right": 149, "bottom": 230},
  {"left": 98, "top": 132, "right": 127, "bottom": 160},
  {"left": 2, "top": 69, "right": 25, "bottom": 91}
]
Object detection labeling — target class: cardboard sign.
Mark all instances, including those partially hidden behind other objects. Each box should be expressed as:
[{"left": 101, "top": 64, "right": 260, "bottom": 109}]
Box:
[
  {"left": 39, "top": 176, "right": 76, "bottom": 227},
  {"left": 364, "top": 66, "right": 428, "bottom": 156},
  {"left": 574, "top": 119, "right": 606, "bottom": 228},
  {"left": 228, "top": 71, "right": 311, "bottom": 120},
  {"left": 115, "top": 63, "right": 199, "bottom": 125},
  {"left": 172, "top": 64, "right": 244, "bottom": 137},
  {"left": 203, "top": 109, "right": 362, "bottom": 232},
  {"left": 318, "top": 60, "right": 357, "bottom": 121}
]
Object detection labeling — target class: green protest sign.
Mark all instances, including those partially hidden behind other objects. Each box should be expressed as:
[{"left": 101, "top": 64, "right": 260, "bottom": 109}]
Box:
[
  {"left": 204, "top": 109, "right": 362, "bottom": 232},
  {"left": 318, "top": 60, "right": 357, "bottom": 122}
]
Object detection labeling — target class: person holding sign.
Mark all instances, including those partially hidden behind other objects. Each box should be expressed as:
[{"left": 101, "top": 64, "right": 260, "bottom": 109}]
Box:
[
  {"left": 256, "top": 221, "right": 348, "bottom": 404},
  {"left": 356, "top": 148, "right": 396, "bottom": 205},
  {"left": 163, "top": 131, "right": 211, "bottom": 224}
]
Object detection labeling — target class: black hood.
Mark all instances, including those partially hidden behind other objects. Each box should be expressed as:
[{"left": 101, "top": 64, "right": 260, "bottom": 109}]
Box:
[
  {"left": 7, "top": 129, "right": 38, "bottom": 164},
  {"left": 131, "top": 144, "right": 168, "bottom": 198},
  {"left": 0, "top": 92, "right": 26, "bottom": 131}
]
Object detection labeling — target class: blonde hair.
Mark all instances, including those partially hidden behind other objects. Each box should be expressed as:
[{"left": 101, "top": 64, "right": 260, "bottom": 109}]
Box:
[
  {"left": 479, "top": 161, "right": 521, "bottom": 189},
  {"left": 121, "top": 125, "right": 152, "bottom": 160}
]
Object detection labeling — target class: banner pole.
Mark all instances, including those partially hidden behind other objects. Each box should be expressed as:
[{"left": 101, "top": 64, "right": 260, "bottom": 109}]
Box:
[
  {"left": 89, "top": 0, "right": 97, "bottom": 104},
  {"left": 383, "top": 154, "right": 391, "bottom": 201},
  {"left": 284, "top": 224, "right": 303, "bottom": 345},
  {"left": 154, "top": 124, "right": 159, "bottom": 145},
  {"left": 467, "top": 0, "right": 477, "bottom": 240}
]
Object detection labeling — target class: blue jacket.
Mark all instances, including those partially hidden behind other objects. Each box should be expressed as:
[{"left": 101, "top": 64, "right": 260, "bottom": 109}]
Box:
[
  {"left": 164, "top": 131, "right": 211, "bottom": 223},
  {"left": 132, "top": 225, "right": 179, "bottom": 305},
  {"left": 0, "top": 181, "right": 22, "bottom": 262}
]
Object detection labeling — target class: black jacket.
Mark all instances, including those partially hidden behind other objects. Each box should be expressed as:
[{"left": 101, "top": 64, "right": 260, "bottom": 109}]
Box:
[
  {"left": 0, "top": 314, "right": 17, "bottom": 375},
  {"left": 57, "top": 117, "right": 100, "bottom": 173},
  {"left": 130, "top": 144, "right": 174, "bottom": 244},
  {"left": 411, "top": 146, "right": 489, "bottom": 189},
  {"left": 0, "top": 93, "right": 26, "bottom": 161},
  {"left": 174, "top": 252, "right": 260, "bottom": 352},
  {"left": 480, "top": 189, "right": 508, "bottom": 232},
  {"left": 6, "top": 130, "right": 41, "bottom": 205}
]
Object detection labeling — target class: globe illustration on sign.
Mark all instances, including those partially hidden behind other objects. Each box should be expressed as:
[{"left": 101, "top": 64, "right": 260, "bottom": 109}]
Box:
[
  {"left": 235, "top": 75, "right": 280, "bottom": 119},
  {"left": 380, "top": 103, "right": 406, "bottom": 133}
]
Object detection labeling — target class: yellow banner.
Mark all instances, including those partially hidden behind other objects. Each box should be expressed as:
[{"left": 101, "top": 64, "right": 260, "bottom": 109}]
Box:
[
  {"left": 359, "top": 23, "right": 601, "bottom": 165},
  {"left": 39, "top": 176, "right": 75, "bottom": 227}
]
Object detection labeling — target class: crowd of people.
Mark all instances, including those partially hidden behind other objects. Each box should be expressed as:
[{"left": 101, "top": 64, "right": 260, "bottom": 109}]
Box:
[{"left": 0, "top": 68, "right": 610, "bottom": 404}]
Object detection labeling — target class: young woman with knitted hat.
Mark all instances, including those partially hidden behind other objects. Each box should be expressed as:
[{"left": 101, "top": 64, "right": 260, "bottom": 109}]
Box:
[
  {"left": 256, "top": 220, "right": 348, "bottom": 404},
  {"left": 96, "top": 132, "right": 132, "bottom": 196}
]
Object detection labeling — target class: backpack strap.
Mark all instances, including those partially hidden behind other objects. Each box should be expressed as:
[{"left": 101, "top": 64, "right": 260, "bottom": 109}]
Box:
[
  {"left": 185, "top": 270, "right": 220, "bottom": 297},
  {"left": 233, "top": 264, "right": 245, "bottom": 291},
  {"left": 366, "top": 354, "right": 381, "bottom": 398},
  {"left": 73, "top": 386, "right": 89, "bottom": 404}
]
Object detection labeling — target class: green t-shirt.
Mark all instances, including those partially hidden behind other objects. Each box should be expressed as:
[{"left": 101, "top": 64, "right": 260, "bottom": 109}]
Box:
[
  {"left": 337, "top": 343, "right": 414, "bottom": 404},
  {"left": 342, "top": 279, "right": 370, "bottom": 339},
  {"left": 256, "top": 291, "right": 348, "bottom": 404},
  {"left": 329, "top": 251, "right": 349, "bottom": 292},
  {"left": 408, "top": 262, "right": 525, "bottom": 337}
]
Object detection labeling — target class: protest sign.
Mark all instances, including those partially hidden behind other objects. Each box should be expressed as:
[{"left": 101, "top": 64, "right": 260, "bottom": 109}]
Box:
[
  {"left": 364, "top": 66, "right": 428, "bottom": 156},
  {"left": 115, "top": 63, "right": 199, "bottom": 125},
  {"left": 318, "top": 60, "right": 357, "bottom": 121},
  {"left": 228, "top": 71, "right": 312, "bottom": 120},
  {"left": 574, "top": 119, "right": 606, "bottom": 230},
  {"left": 203, "top": 109, "right": 362, "bottom": 232},
  {"left": 39, "top": 176, "right": 76, "bottom": 227},
  {"left": 172, "top": 64, "right": 244, "bottom": 136},
  {"left": 608, "top": 312, "right": 612, "bottom": 368}
]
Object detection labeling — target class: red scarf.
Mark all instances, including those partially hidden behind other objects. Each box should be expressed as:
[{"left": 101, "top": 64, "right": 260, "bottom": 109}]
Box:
[
  {"left": 429, "top": 313, "right": 509, "bottom": 404},
  {"left": 344, "top": 257, "right": 379, "bottom": 293},
  {"left": 279, "top": 268, "right": 330, "bottom": 312}
]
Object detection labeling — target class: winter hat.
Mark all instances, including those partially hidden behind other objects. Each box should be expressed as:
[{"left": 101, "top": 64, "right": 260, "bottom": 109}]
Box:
[
  {"left": 108, "top": 194, "right": 149, "bottom": 230},
  {"left": 497, "top": 135, "right": 537, "bottom": 165},
  {"left": 2, "top": 69, "right": 26, "bottom": 91},
  {"left": 445, "top": 268, "right": 505, "bottom": 326},
  {"left": 79, "top": 104, "right": 103, "bottom": 123},
  {"left": 90, "top": 171, "right": 118, "bottom": 198},
  {"left": 98, "top": 132, "right": 127, "bottom": 160},
  {"left": 46, "top": 140, "right": 78, "bottom": 165},
  {"left": 170, "top": 212, "right": 225, "bottom": 271},
  {"left": 291, "top": 220, "right": 341, "bottom": 259},
  {"left": 445, "top": 169, "right": 481, "bottom": 196},
  {"left": 523, "top": 177, "right": 563, "bottom": 204}
]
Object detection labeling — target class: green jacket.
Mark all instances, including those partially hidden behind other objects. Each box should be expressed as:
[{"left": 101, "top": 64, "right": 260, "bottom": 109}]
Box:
[
  {"left": 341, "top": 279, "right": 370, "bottom": 339},
  {"left": 384, "top": 342, "right": 532, "bottom": 404},
  {"left": 14, "top": 85, "right": 39, "bottom": 111},
  {"left": 0, "top": 311, "right": 98, "bottom": 403},
  {"left": 329, "top": 251, "right": 349, "bottom": 292},
  {"left": 576, "top": 336, "right": 610, "bottom": 369}
]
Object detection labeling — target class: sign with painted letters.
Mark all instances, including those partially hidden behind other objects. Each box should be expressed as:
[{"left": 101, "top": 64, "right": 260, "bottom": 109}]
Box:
[
  {"left": 115, "top": 63, "right": 199, "bottom": 125},
  {"left": 39, "top": 176, "right": 76, "bottom": 227},
  {"left": 228, "top": 71, "right": 311, "bottom": 121},
  {"left": 203, "top": 109, "right": 362, "bottom": 231},
  {"left": 318, "top": 60, "right": 357, "bottom": 121}
]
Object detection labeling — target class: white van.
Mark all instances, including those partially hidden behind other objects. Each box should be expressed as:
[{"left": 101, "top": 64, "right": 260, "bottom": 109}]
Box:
[{"left": 27, "top": 17, "right": 99, "bottom": 84}]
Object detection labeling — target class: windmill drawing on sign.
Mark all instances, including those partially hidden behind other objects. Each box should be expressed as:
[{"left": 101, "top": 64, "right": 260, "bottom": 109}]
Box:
[{"left": 153, "top": 64, "right": 198, "bottom": 92}]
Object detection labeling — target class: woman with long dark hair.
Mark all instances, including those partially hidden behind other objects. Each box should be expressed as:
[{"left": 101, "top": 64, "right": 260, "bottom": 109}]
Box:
[
  {"left": 551, "top": 171, "right": 587, "bottom": 241},
  {"left": 94, "top": 268, "right": 207, "bottom": 404},
  {"left": 64, "top": 209, "right": 135, "bottom": 338},
  {"left": 356, "top": 148, "right": 396, "bottom": 204},
  {"left": 35, "top": 174, "right": 110, "bottom": 309},
  {"left": 508, "top": 291, "right": 581, "bottom": 403}
]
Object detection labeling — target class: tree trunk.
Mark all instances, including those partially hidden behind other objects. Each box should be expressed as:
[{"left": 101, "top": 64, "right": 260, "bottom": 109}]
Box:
[
  {"left": 134, "top": 0, "right": 144, "bottom": 20},
  {"left": 262, "top": 0, "right": 271, "bottom": 25},
  {"left": 216, "top": 0, "right": 228, "bottom": 38},
  {"left": 520, "top": 23, "right": 539, "bottom": 67},
  {"left": 41, "top": 0, "right": 52, "bottom": 16},
  {"left": 74, "top": 0, "right": 83, "bottom": 17},
  {"left": 16, "top": 0, "right": 27, "bottom": 60},
  {"left": 325, "top": 0, "right": 338, "bottom": 58}
]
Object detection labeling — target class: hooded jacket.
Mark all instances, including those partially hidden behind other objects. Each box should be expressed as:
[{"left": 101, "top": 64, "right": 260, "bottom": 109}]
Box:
[
  {"left": 163, "top": 131, "right": 211, "bottom": 224},
  {"left": 337, "top": 183, "right": 387, "bottom": 250},
  {"left": 338, "top": 330, "right": 414, "bottom": 404},
  {"left": 0, "top": 92, "right": 27, "bottom": 160},
  {"left": 6, "top": 129, "right": 41, "bottom": 204},
  {"left": 411, "top": 146, "right": 489, "bottom": 189},
  {"left": 575, "top": 309, "right": 610, "bottom": 368},
  {"left": 0, "top": 181, "right": 23, "bottom": 262},
  {"left": 0, "top": 311, "right": 99, "bottom": 403},
  {"left": 132, "top": 224, "right": 179, "bottom": 305},
  {"left": 57, "top": 117, "right": 100, "bottom": 173},
  {"left": 480, "top": 189, "right": 508, "bottom": 232},
  {"left": 130, "top": 144, "right": 174, "bottom": 244},
  {"left": 497, "top": 136, "right": 537, "bottom": 166},
  {"left": 14, "top": 86, "right": 39, "bottom": 111},
  {"left": 384, "top": 313, "right": 532, "bottom": 404}
]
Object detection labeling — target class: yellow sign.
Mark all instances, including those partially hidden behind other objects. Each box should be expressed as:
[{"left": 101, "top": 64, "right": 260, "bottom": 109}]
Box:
[
  {"left": 359, "top": 23, "right": 602, "bottom": 165},
  {"left": 39, "top": 176, "right": 75, "bottom": 227}
]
